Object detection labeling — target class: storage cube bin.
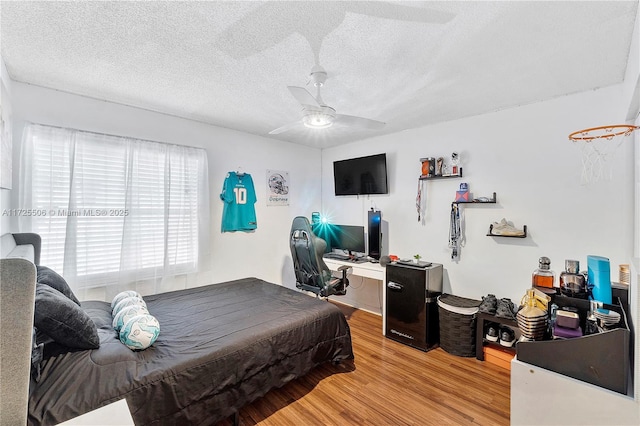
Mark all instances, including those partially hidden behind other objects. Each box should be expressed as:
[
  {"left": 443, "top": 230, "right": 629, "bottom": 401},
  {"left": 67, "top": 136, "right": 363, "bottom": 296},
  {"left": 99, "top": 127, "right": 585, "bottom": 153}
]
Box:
[
  {"left": 483, "top": 346, "right": 515, "bottom": 370},
  {"left": 437, "top": 294, "right": 481, "bottom": 357}
]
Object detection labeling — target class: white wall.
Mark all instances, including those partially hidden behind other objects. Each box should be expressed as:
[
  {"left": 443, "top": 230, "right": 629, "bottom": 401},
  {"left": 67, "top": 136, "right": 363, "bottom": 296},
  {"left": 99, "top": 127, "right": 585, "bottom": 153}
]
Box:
[
  {"left": 0, "top": 58, "right": 13, "bottom": 235},
  {"left": 9, "top": 82, "right": 321, "bottom": 291},
  {"left": 4, "top": 59, "right": 636, "bottom": 311},
  {"left": 322, "top": 83, "right": 633, "bottom": 307}
]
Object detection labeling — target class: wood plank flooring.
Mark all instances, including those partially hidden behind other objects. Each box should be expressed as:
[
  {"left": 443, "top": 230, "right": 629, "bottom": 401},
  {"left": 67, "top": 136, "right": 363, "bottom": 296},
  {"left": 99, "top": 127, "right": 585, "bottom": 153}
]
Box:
[{"left": 222, "top": 303, "right": 510, "bottom": 425}]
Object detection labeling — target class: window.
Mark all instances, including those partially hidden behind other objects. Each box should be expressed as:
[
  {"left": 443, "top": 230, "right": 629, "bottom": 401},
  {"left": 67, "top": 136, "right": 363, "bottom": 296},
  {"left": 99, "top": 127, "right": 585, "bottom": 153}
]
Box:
[{"left": 21, "top": 124, "right": 209, "bottom": 289}]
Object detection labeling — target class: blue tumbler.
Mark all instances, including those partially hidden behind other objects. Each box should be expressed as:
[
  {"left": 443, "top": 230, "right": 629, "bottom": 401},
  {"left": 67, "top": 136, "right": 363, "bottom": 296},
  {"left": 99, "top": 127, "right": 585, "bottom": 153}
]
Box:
[{"left": 587, "top": 255, "right": 612, "bottom": 304}]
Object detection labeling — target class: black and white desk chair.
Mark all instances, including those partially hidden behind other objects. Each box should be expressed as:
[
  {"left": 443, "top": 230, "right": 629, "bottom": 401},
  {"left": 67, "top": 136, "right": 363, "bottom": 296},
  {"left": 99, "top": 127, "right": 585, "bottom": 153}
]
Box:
[{"left": 290, "top": 216, "right": 351, "bottom": 298}]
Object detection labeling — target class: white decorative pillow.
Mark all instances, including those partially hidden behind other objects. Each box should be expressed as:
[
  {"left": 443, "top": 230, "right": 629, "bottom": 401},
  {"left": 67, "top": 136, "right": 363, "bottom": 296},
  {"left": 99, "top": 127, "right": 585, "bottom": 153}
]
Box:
[
  {"left": 119, "top": 314, "right": 160, "bottom": 350},
  {"left": 113, "top": 296, "right": 147, "bottom": 316},
  {"left": 111, "top": 290, "right": 141, "bottom": 309},
  {"left": 112, "top": 305, "right": 149, "bottom": 332}
]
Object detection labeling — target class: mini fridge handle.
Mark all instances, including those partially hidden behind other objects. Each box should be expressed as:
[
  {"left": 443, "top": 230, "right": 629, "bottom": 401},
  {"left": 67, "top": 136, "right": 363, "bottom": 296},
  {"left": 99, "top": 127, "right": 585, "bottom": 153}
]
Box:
[{"left": 387, "top": 281, "right": 403, "bottom": 291}]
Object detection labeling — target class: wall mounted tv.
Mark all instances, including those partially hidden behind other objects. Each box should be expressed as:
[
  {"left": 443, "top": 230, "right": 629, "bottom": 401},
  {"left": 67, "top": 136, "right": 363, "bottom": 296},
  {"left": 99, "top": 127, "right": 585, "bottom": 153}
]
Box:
[{"left": 333, "top": 153, "right": 388, "bottom": 196}]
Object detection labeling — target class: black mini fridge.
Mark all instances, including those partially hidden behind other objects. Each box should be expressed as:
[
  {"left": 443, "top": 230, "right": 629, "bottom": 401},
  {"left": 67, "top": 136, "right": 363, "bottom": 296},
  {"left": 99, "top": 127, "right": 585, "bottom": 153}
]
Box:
[{"left": 385, "top": 262, "right": 443, "bottom": 351}]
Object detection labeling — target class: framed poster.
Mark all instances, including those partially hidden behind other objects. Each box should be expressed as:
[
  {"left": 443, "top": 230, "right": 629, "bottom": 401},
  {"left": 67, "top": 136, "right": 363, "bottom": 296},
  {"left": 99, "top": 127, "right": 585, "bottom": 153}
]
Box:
[{"left": 266, "top": 170, "right": 289, "bottom": 206}]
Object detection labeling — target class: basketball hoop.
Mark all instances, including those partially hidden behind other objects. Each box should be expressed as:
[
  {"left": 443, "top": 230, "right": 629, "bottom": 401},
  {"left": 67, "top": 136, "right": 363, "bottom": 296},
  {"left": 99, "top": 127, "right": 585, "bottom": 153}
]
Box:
[{"left": 568, "top": 124, "right": 639, "bottom": 184}]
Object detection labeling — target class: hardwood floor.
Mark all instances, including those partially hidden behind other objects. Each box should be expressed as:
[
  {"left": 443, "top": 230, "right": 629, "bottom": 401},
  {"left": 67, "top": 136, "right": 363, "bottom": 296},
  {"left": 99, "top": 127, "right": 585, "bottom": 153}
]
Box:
[{"left": 224, "top": 303, "right": 511, "bottom": 425}]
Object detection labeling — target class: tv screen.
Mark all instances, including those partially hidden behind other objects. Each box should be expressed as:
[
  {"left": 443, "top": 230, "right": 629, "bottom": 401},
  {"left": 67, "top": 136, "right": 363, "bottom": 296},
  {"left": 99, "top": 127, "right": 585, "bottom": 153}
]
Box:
[{"left": 333, "top": 153, "right": 388, "bottom": 196}]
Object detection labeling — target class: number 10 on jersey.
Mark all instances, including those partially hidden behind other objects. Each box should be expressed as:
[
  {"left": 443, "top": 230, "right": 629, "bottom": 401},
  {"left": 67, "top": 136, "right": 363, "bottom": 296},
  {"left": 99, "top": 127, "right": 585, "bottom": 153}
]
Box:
[{"left": 234, "top": 187, "right": 247, "bottom": 204}]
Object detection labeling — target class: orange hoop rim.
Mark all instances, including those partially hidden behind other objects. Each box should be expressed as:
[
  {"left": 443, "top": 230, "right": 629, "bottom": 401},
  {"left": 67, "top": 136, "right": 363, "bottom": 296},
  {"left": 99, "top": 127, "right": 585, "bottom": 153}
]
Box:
[{"left": 569, "top": 124, "right": 639, "bottom": 142}]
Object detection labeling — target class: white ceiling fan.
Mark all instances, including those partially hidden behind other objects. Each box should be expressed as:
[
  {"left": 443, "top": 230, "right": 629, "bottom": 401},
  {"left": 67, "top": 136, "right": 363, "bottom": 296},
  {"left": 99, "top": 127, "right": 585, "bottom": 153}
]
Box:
[{"left": 269, "top": 65, "right": 386, "bottom": 135}]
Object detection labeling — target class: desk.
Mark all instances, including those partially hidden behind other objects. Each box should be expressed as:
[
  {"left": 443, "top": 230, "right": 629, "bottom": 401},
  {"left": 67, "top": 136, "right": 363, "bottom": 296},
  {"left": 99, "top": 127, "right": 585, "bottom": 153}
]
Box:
[
  {"left": 323, "top": 258, "right": 386, "bottom": 334},
  {"left": 323, "top": 258, "right": 385, "bottom": 281}
]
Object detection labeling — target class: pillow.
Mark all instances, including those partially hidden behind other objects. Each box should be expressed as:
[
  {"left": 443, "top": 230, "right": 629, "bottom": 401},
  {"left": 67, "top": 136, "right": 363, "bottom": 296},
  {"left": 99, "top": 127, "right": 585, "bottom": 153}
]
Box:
[
  {"left": 34, "top": 283, "right": 100, "bottom": 349},
  {"left": 36, "top": 265, "right": 81, "bottom": 306},
  {"left": 113, "top": 304, "right": 149, "bottom": 332},
  {"left": 119, "top": 314, "right": 160, "bottom": 350},
  {"left": 111, "top": 290, "right": 142, "bottom": 309},
  {"left": 31, "top": 328, "right": 44, "bottom": 383},
  {"left": 113, "top": 296, "right": 146, "bottom": 316}
]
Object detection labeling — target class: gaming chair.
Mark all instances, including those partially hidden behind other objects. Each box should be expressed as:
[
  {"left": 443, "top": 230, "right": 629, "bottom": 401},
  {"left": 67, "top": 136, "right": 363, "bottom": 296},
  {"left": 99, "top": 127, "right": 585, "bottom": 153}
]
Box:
[{"left": 289, "top": 216, "right": 350, "bottom": 297}]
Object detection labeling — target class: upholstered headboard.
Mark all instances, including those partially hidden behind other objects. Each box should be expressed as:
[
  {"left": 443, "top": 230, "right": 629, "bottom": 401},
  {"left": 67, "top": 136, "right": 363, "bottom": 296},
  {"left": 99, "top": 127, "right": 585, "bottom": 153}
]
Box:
[{"left": 0, "top": 233, "right": 39, "bottom": 425}]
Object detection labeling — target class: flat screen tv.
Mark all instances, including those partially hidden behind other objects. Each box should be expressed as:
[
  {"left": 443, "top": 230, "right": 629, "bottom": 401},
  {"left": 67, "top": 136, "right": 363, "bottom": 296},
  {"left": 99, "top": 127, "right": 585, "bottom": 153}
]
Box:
[{"left": 333, "top": 153, "right": 388, "bottom": 196}]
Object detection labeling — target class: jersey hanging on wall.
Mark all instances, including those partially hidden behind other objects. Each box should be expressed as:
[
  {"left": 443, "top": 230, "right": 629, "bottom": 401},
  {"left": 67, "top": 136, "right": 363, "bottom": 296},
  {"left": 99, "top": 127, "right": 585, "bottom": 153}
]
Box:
[{"left": 220, "top": 171, "right": 257, "bottom": 232}]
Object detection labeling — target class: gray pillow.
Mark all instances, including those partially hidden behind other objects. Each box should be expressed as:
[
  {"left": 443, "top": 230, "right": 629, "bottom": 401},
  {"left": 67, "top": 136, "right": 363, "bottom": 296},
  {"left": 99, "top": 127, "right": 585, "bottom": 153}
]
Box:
[
  {"left": 31, "top": 328, "right": 44, "bottom": 382},
  {"left": 36, "top": 265, "right": 81, "bottom": 306},
  {"left": 34, "top": 284, "right": 100, "bottom": 349}
]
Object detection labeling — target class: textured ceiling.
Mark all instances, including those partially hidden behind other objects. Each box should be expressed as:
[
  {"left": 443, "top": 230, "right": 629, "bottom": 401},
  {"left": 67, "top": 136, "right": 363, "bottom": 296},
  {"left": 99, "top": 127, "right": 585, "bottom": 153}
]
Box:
[{"left": 1, "top": 1, "right": 638, "bottom": 148}]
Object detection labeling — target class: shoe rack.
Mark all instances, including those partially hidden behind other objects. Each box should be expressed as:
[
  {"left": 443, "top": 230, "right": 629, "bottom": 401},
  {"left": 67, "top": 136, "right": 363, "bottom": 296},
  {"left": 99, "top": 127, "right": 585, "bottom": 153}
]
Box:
[{"left": 475, "top": 311, "right": 518, "bottom": 361}]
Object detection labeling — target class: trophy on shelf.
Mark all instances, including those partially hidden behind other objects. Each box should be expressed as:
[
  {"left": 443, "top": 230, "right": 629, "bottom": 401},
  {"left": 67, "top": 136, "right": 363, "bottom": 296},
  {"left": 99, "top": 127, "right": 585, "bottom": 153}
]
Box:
[
  {"left": 451, "top": 152, "right": 460, "bottom": 176},
  {"left": 436, "top": 157, "right": 444, "bottom": 176}
]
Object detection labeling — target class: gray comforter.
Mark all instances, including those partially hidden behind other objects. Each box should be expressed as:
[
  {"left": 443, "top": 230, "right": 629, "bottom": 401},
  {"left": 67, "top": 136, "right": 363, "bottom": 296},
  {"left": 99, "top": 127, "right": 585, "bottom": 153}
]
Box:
[{"left": 28, "top": 277, "right": 354, "bottom": 425}]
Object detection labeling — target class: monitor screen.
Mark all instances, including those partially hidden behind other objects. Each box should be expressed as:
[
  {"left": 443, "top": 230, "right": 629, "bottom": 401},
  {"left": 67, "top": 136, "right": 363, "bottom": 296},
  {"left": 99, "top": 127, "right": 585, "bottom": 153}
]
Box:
[
  {"left": 311, "top": 223, "right": 366, "bottom": 254},
  {"left": 333, "top": 153, "right": 388, "bottom": 196},
  {"left": 334, "top": 225, "right": 366, "bottom": 254}
]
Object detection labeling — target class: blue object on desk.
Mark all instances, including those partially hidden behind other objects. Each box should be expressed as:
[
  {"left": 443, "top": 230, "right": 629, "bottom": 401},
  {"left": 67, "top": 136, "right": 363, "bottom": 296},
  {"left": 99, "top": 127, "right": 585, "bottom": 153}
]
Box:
[{"left": 588, "top": 255, "right": 612, "bottom": 304}]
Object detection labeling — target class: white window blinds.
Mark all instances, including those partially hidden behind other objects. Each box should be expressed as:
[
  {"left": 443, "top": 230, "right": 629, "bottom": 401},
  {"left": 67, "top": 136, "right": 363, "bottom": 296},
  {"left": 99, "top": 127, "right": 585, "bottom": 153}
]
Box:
[{"left": 20, "top": 124, "right": 209, "bottom": 291}]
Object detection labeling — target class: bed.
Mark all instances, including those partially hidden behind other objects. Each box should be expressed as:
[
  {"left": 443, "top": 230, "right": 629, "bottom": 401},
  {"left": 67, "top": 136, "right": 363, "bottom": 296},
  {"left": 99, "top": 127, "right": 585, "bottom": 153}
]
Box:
[{"left": 28, "top": 277, "right": 354, "bottom": 425}]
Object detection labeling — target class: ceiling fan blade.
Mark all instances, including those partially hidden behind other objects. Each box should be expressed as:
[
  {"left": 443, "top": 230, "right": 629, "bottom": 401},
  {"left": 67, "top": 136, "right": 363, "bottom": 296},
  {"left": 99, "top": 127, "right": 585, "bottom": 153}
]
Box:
[
  {"left": 336, "top": 114, "right": 386, "bottom": 130},
  {"left": 269, "top": 121, "right": 302, "bottom": 135},
  {"left": 287, "top": 86, "right": 320, "bottom": 107}
]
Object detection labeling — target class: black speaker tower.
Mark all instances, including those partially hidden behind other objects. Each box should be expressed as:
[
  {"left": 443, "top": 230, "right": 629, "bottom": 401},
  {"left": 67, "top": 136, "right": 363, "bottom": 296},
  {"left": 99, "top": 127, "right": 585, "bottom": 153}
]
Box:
[{"left": 368, "top": 210, "right": 382, "bottom": 259}]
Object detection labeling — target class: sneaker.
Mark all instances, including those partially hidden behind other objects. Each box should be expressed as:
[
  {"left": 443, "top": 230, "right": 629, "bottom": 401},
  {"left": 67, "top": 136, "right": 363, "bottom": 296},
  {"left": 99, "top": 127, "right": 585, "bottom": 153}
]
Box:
[
  {"left": 485, "top": 322, "right": 499, "bottom": 342},
  {"left": 490, "top": 218, "right": 525, "bottom": 237},
  {"left": 478, "top": 294, "right": 497, "bottom": 314},
  {"left": 499, "top": 326, "right": 516, "bottom": 347},
  {"left": 495, "top": 298, "right": 517, "bottom": 320}
]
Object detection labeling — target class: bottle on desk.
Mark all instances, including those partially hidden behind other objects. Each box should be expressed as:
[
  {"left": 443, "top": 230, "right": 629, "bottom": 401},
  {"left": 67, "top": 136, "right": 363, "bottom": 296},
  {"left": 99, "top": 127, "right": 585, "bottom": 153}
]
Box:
[
  {"left": 559, "top": 259, "right": 587, "bottom": 299},
  {"left": 532, "top": 256, "right": 555, "bottom": 289}
]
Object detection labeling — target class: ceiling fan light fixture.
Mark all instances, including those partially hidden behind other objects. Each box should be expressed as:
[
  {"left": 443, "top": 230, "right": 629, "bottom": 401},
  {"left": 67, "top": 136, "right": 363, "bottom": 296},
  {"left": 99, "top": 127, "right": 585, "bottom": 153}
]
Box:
[
  {"left": 271, "top": 66, "right": 384, "bottom": 135},
  {"left": 303, "top": 112, "right": 333, "bottom": 129},
  {"left": 303, "top": 107, "right": 336, "bottom": 129}
]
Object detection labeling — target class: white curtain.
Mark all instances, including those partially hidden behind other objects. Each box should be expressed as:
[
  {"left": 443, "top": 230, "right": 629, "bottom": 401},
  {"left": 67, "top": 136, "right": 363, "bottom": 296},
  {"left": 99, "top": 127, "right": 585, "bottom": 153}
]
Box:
[{"left": 20, "top": 123, "right": 210, "bottom": 301}]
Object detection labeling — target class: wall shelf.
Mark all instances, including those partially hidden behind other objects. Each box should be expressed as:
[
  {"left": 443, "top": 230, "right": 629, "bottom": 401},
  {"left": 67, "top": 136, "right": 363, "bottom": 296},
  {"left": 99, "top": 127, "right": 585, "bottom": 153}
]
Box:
[
  {"left": 487, "top": 224, "right": 527, "bottom": 238},
  {"left": 453, "top": 192, "right": 497, "bottom": 204},
  {"left": 419, "top": 167, "right": 463, "bottom": 180}
]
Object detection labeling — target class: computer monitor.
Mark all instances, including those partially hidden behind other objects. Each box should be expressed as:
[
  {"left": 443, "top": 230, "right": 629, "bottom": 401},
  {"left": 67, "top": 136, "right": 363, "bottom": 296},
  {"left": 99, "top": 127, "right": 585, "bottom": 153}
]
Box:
[
  {"left": 332, "top": 224, "right": 366, "bottom": 255},
  {"left": 311, "top": 223, "right": 366, "bottom": 255}
]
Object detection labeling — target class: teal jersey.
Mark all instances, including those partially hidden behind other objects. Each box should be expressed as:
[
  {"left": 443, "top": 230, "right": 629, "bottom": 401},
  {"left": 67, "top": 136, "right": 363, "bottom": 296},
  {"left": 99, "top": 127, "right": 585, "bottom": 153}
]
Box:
[{"left": 220, "top": 172, "right": 257, "bottom": 232}]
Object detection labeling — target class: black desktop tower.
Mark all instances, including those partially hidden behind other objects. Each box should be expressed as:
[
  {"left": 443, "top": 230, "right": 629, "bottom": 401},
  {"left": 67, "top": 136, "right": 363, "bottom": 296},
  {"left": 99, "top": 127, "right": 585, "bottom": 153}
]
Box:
[
  {"left": 385, "top": 262, "right": 443, "bottom": 351},
  {"left": 368, "top": 210, "right": 382, "bottom": 259}
]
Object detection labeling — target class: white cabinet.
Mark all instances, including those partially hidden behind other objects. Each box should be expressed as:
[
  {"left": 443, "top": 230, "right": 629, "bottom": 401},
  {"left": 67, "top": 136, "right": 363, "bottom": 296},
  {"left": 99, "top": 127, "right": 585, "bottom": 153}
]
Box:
[
  {"left": 58, "top": 399, "right": 134, "bottom": 425},
  {"left": 511, "top": 359, "right": 639, "bottom": 425}
]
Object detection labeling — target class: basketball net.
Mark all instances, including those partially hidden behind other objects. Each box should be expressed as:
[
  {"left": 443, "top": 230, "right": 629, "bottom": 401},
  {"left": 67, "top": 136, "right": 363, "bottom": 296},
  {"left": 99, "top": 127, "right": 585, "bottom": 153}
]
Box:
[{"left": 569, "top": 125, "right": 638, "bottom": 184}]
